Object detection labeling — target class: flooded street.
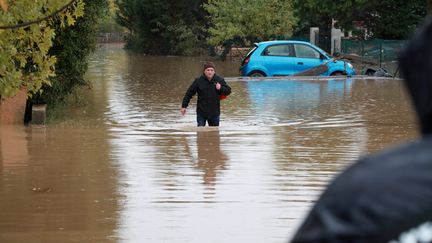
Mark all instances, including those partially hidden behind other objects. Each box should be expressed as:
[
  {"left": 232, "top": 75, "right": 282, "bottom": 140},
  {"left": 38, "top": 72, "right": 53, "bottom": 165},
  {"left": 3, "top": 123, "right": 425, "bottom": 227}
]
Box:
[{"left": 0, "top": 44, "right": 418, "bottom": 243}]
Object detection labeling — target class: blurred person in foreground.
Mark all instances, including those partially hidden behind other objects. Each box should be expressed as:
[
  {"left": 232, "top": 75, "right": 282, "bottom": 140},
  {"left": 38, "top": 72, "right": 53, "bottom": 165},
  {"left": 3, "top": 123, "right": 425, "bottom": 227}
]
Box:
[
  {"left": 181, "top": 61, "right": 231, "bottom": 127},
  {"left": 290, "top": 17, "right": 432, "bottom": 243}
]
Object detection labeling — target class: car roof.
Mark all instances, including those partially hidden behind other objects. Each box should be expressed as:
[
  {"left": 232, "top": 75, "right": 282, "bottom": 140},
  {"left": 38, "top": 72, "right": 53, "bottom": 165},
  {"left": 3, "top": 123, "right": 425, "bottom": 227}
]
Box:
[
  {"left": 253, "top": 40, "right": 330, "bottom": 58},
  {"left": 255, "top": 40, "right": 311, "bottom": 46}
]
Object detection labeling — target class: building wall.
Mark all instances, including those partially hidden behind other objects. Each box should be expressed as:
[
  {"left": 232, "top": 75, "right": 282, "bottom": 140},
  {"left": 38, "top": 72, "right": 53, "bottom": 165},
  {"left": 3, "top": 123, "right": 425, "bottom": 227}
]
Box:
[{"left": 0, "top": 88, "right": 27, "bottom": 125}]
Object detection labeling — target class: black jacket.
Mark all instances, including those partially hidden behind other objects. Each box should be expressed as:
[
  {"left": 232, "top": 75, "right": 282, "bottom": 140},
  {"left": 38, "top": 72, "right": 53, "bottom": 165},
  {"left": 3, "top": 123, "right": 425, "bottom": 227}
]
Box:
[
  {"left": 291, "top": 17, "right": 432, "bottom": 243},
  {"left": 290, "top": 137, "right": 432, "bottom": 243},
  {"left": 182, "top": 74, "right": 231, "bottom": 117}
]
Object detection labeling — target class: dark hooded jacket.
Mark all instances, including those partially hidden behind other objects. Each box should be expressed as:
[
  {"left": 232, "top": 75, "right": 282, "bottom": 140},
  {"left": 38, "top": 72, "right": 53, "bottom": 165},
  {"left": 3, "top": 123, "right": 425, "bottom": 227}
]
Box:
[
  {"left": 182, "top": 74, "right": 231, "bottom": 118},
  {"left": 290, "top": 17, "right": 432, "bottom": 243}
]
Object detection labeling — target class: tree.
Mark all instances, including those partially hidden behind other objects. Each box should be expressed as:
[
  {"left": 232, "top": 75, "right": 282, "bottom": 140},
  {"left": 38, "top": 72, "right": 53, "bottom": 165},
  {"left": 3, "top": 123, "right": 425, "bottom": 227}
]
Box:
[
  {"left": 34, "top": 0, "right": 109, "bottom": 105},
  {"left": 0, "top": 1, "right": 84, "bottom": 97},
  {"left": 293, "top": 0, "right": 427, "bottom": 40},
  {"left": 98, "top": 0, "right": 125, "bottom": 33},
  {"left": 115, "top": 0, "right": 207, "bottom": 55},
  {"left": 292, "top": 0, "right": 346, "bottom": 35},
  {"left": 205, "top": 0, "right": 297, "bottom": 46}
]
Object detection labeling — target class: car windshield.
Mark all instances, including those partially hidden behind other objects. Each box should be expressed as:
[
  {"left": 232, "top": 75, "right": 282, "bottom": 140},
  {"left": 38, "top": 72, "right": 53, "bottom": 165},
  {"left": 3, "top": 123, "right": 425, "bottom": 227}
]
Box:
[{"left": 312, "top": 45, "right": 332, "bottom": 58}]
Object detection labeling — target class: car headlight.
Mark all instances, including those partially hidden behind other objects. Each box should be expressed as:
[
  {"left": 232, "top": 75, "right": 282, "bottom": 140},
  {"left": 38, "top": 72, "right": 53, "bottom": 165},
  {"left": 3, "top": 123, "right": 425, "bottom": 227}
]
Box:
[{"left": 346, "top": 63, "right": 353, "bottom": 69}]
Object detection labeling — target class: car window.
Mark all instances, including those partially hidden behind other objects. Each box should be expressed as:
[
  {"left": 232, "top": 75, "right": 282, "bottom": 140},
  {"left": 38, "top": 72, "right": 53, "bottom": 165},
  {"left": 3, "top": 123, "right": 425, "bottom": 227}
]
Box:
[
  {"left": 294, "top": 44, "right": 320, "bottom": 58},
  {"left": 263, "top": 44, "right": 293, "bottom": 56},
  {"left": 245, "top": 46, "right": 257, "bottom": 57}
]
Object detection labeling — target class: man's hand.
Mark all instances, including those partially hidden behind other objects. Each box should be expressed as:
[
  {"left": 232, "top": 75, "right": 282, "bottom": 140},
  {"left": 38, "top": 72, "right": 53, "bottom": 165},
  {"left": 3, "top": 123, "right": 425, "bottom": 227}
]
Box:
[
  {"left": 215, "top": 82, "right": 221, "bottom": 90},
  {"left": 180, "top": 107, "right": 186, "bottom": 116}
]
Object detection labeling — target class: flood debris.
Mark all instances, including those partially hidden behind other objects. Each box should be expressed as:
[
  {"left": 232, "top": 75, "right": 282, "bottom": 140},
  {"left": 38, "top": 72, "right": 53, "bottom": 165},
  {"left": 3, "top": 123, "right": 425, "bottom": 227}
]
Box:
[{"left": 31, "top": 187, "right": 52, "bottom": 193}]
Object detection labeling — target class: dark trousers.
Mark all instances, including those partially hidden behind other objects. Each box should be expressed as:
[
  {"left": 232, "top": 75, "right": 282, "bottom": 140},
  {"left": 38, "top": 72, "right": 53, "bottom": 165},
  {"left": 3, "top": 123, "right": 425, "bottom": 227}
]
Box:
[{"left": 197, "top": 114, "right": 220, "bottom": 127}]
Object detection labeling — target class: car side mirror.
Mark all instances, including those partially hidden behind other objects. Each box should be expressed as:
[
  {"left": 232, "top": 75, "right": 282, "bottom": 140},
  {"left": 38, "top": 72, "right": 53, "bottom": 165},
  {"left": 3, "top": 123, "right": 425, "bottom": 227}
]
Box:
[{"left": 320, "top": 53, "right": 327, "bottom": 60}]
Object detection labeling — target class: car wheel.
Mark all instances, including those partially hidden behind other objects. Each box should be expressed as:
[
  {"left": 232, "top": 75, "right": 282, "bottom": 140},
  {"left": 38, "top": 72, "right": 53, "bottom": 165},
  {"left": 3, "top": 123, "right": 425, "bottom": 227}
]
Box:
[
  {"left": 331, "top": 71, "right": 344, "bottom": 76},
  {"left": 365, "top": 68, "right": 376, "bottom": 76},
  {"left": 248, "top": 71, "right": 266, "bottom": 77}
]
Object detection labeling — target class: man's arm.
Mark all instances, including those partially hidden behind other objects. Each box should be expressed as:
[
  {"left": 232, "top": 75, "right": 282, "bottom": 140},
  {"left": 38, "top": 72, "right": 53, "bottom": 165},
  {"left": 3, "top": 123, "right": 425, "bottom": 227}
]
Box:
[
  {"left": 218, "top": 78, "right": 231, "bottom": 96},
  {"left": 180, "top": 80, "right": 198, "bottom": 115}
]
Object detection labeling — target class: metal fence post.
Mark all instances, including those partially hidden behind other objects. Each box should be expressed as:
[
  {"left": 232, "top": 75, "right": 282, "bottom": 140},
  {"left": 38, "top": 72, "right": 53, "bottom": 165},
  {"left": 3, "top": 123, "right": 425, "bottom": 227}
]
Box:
[{"left": 379, "top": 41, "right": 383, "bottom": 68}]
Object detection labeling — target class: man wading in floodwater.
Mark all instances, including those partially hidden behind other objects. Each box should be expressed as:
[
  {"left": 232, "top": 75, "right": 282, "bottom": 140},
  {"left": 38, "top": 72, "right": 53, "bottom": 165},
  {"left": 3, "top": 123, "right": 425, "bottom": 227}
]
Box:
[{"left": 180, "top": 62, "right": 231, "bottom": 126}]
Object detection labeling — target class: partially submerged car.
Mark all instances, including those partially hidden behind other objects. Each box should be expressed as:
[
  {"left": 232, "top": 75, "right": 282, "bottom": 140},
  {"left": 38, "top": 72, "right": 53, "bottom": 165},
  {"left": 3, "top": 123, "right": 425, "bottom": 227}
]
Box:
[{"left": 240, "top": 40, "right": 356, "bottom": 77}]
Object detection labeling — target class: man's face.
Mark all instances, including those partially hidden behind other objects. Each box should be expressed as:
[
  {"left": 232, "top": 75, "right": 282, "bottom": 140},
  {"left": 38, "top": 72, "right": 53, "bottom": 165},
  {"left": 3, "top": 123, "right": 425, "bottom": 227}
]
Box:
[{"left": 204, "top": 67, "right": 215, "bottom": 80}]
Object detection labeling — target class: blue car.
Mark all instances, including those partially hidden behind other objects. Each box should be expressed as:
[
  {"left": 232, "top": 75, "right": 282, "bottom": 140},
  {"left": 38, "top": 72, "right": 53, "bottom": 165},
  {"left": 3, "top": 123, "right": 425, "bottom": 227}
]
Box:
[{"left": 240, "top": 40, "right": 356, "bottom": 77}]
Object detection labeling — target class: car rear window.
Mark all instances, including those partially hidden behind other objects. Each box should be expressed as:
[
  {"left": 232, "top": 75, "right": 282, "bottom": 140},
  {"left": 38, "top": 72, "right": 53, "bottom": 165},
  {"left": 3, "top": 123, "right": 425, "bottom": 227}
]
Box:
[
  {"left": 263, "top": 44, "right": 293, "bottom": 56},
  {"left": 245, "top": 46, "right": 257, "bottom": 57}
]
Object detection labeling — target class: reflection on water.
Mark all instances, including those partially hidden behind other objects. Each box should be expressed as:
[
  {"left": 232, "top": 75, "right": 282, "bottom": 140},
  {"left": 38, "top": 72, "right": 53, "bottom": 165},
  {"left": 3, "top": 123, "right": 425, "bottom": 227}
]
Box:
[
  {"left": 0, "top": 126, "right": 119, "bottom": 243},
  {"left": 0, "top": 125, "right": 28, "bottom": 167},
  {"left": 0, "top": 44, "right": 418, "bottom": 242},
  {"left": 244, "top": 79, "right": 354, "bottom": 126},
  {"left": 186, "top": 130, "right": 228, "bottom": 191}
]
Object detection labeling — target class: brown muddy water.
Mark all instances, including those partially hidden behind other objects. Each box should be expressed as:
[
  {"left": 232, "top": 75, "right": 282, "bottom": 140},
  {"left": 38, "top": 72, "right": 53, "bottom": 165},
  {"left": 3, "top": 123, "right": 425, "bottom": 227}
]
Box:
[{"left": 0, "top": 43, "right": 419, "bottom": 243}]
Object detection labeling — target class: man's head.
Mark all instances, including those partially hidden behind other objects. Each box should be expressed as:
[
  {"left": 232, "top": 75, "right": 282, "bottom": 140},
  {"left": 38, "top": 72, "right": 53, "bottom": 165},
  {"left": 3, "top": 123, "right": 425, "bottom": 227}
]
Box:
[{"left": 203, "top": 61, "right": 216, "bottom": 80}]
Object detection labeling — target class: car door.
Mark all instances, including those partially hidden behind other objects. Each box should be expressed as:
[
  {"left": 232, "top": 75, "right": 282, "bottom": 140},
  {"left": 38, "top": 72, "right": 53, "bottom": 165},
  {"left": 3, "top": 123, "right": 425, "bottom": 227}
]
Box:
[
  {"left": 292, "top": 44, "right": 326, "bottom": 74},
  {"left": 262, "top": 44, "right": 295, "bottom": 76}
]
